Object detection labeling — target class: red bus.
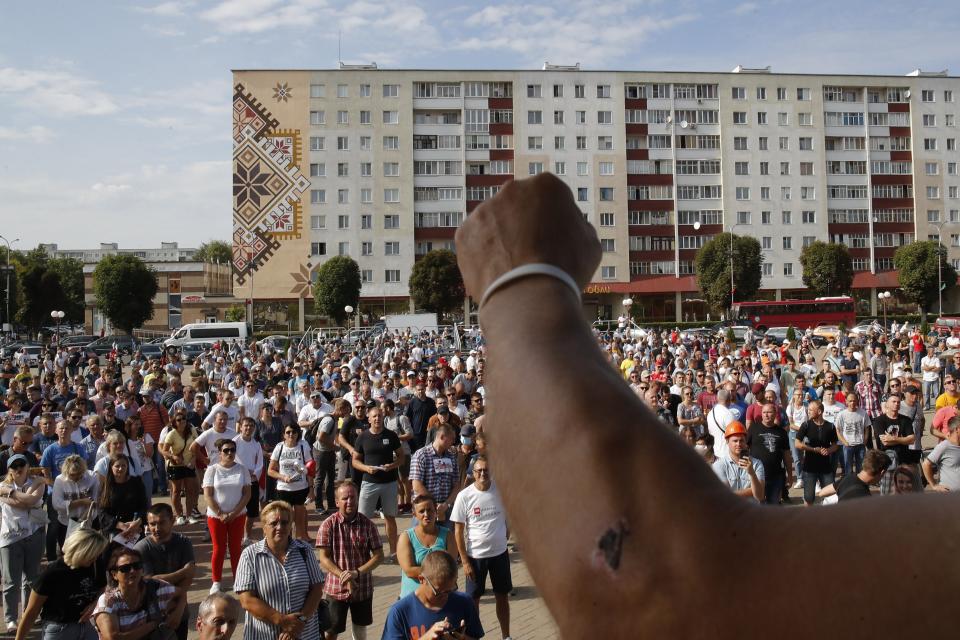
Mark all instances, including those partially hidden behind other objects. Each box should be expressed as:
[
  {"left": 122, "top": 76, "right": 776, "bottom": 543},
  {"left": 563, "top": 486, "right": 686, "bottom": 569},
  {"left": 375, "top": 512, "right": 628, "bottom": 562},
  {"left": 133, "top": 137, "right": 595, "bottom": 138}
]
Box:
[{"left": 732, "top": 297, "right": 856, "bottom": 331}]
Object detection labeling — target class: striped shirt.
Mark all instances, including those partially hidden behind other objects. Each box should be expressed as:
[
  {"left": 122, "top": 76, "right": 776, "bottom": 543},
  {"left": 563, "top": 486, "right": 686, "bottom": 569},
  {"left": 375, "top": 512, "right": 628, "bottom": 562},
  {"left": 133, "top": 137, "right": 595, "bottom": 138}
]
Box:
[
  {"left": 409, "top": 444, "right": 459, "bottom": 504},
  {"left": 92, "top": 579, "right": 176, "bottom": 632},
  {"left": 235, "top": 538, "right": 325, "bottom": 640},
  {"left": 316, "top": 511, "right": 382, "bottom": 601}
]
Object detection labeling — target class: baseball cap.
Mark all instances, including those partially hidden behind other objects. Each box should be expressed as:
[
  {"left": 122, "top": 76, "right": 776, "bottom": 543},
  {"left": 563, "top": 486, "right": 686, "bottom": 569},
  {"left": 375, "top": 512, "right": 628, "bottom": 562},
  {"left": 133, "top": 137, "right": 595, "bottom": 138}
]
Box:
[
  {"left": 330, "top": 373, "right": 341, "bottom": 381},
  {"left": 407, "top": 370, "right": 417, "bottom": 377},
  {"left": 437, "top": 405, "right": 450, "bottom": 416},
  {"left": 310, "top": 391, "right": 323, "bottom": 399}
]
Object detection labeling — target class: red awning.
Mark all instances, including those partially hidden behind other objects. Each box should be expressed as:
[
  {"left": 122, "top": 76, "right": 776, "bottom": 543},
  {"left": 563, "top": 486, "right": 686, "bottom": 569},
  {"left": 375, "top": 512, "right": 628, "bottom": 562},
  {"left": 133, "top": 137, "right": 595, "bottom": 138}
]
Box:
[
  {"left": 851, "top": 272, "right": 900, "bottom": 288},
  {"left": 583, "top": 275, "right": 699, "bottom": 295}
]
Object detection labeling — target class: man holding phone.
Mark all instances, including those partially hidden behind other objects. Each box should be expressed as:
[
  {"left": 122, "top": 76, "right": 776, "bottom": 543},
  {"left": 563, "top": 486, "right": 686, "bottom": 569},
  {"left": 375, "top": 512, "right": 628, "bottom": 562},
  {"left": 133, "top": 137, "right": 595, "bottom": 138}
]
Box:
[{"left": 712, "top": 421, "right": 765, "bottom": 502}]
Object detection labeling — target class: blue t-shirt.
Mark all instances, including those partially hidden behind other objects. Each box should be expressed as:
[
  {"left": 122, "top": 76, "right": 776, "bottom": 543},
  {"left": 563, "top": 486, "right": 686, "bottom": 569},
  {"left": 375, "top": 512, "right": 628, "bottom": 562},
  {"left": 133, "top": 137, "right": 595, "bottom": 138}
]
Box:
[
  {"left": 40, "top": 441, "right": 85, "bottom": 481},
  {"left": 382, "top": 591, "right": 483, "bottom": 640}
]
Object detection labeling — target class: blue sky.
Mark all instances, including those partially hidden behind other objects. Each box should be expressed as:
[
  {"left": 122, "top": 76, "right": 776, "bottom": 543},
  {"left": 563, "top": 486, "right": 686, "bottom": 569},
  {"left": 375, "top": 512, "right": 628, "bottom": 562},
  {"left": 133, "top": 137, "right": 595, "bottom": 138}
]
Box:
[{"left": 1, "top": 0, "right": 958, "bottom": 250}]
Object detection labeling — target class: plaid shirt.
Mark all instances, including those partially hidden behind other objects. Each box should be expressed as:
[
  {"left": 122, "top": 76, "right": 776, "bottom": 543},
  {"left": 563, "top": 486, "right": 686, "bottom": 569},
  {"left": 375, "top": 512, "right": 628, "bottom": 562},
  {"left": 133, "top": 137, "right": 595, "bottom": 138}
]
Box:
[
  {"left": 855, "top": 379, "right": 882, "bottom": 419},
  {"left": 409, "top": 444, "right": 459, "bottom": 504},
  {"left": 316, "top": 511, "right": 381, "bottom": 601}
]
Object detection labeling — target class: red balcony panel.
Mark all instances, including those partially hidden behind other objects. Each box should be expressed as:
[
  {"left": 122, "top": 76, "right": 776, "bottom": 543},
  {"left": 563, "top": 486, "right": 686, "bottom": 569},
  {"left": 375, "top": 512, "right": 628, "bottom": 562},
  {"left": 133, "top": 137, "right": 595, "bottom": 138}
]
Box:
[
  {"left": 888, "top": 103, "right": 910, "bottom": 113},
  {"left": 873, "top": 222, "right": 915, "bottom": 233},
  {"left": 489, "top": 149, "right": 513, "bottom": 161},
  {"left": 626, "top": 274, "right": 699, "bottom": 293},
  {"left": 630, "top": 250, "right": 674, "bottom": 261},
  {"left": 489, "top": 123, "right": 513, "bottom": 136},
  {"left": 488, "top": 97, "right": 513, "bottom": 110},
  {"left": 889, "top": 127, "right": 911, "bottom": 136},
  {"left": 828, "top": 223, "right": 871, "bottom": 233},
  {"left": 466, "top": 174, "right": 511, "bottom": 187},
  {"left": 848, "top": 248, "right": 871, "bottom": 258},
  {"left": 871, "top": 174, "right": 912, "bottom": 185},
  {"left": 627, "top": 174, "right": 674, "bottom": 186},
  {"left": 872, "top": 198, "right": 914, "bottom": 209},
  {"left": 628, "top": 199, "right": 673, "bottom": 211},
  {"left": 414, "top": 227, "right": 457, "bottom": 240},
  {"left": 624, "top": 98, "right": 647, "bottom": 109},
  {"left": 874, "top": 247, "right": 897, "bottom": 258},
  {"left": 630, "top": 225, "right": 675, "bottom": 235},
  {"left": 689, "top": 224, "right": 723, "bottom": 235},
  {"left": 625, "top": 123, "right": 648, "bottom": 135},
  {"left": 890, "top": 150, "right": 912, "bottom": 162},
  {"left": 678, "top": 249, "right": 700, "bottom": 260},
  {"left": 626, "top": 149, "right": 649, "bottom": 161}
]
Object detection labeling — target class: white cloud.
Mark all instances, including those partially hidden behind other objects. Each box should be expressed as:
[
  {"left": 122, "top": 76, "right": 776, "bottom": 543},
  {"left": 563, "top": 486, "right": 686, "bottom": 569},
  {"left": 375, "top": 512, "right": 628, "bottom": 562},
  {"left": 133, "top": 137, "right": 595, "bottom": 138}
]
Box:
[
  {"left": 733, "top": 2, "right": 759, "bottom": 15},
  {"left": 200, "top": 0, "right": 328, "bottom": 33},
  {"left": 91, "top": 182, "right": 133, "bottom": 194},
  {"left": 0, "top": 67, "right": 119, "bottom": 117},
  {"left": 142, "top": 24, "right": 186, "bottom": 37},
  {"left": 135, "top": 1, "right": 192, "bottom": 17},
  {"left": 0, "top": 125, "right": 55, "bottom": 143}
]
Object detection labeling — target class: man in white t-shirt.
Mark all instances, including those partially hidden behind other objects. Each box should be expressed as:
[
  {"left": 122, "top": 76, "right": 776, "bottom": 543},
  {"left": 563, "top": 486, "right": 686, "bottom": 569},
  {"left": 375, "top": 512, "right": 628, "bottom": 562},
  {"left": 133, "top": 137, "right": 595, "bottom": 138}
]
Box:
[
  {"left": 297, "top": 392, "right": 332, "bottom": 430},
  {"left": 236, "top": 382, "right": 265, "bottom": 421},
  {"left": 203, "top": 391, "right": 239, "bottom": 431},
  {"left": 706, "top": 389, "right": 735, "bottom": 460},
  {"left": 821, "top": 388, "right": 844, "bottom": 425},
  {"left": 194, "top": 411, "right": 238, "bottom": 461},
  {"left": 450, "top": 455, "right": 511, "bottom": 639},
  {"left": 921, "top": 345, "right": 942, "bottom": 411}
]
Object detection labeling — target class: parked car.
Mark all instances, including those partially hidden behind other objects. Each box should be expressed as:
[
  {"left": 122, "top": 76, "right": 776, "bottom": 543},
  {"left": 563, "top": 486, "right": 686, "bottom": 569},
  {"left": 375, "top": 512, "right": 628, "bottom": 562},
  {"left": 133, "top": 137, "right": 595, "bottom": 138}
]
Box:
[
  {"left": 84, "top": 335, "right": 139, "bottom": 361},
  {"left": 848, "top": 322, "right": 885, "bottom": 338},
  {"left": 60, "top": 334, "right": 99, "bottom": 349},
  {"left": 812, "top": 325, "right": 841, "bottom": 341},
  {"left": 179, "top": 342, "right": 215, "bottom": 364},
  {"left": 1, "top": 341, "right": 42, "bottom": 360},
  {"left": 933, "top": 317, "right": 960, "bottom": 337},
  {"left": 139, "top": 343, "right": 164, "bottom": 359},
  {"left": 764, "top": 327, "right": 791, "bottom": 346}
]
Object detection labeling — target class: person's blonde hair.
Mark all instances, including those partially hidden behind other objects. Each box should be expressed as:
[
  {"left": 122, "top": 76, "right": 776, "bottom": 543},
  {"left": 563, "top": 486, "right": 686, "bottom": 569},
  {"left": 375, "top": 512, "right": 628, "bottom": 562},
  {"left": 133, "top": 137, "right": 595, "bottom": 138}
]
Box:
[
  {"left": 105, "top": 431, "right": 127, "bottom": 446},
  {"left": 260, "top": 500, "right": 293, "bottom": 523},
  {"left": 62, "top": 528, "right": 109, "bottom": 570},
  {"left": 60, "top": 454, "right": 88, "bottom": 478}
]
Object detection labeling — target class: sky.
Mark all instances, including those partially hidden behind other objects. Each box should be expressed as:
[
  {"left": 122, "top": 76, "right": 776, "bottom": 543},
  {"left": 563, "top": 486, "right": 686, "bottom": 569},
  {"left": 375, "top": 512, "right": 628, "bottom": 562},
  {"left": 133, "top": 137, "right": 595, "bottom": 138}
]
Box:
[{"left": 1, "top": 0, "right": 959, "bottom": 251}]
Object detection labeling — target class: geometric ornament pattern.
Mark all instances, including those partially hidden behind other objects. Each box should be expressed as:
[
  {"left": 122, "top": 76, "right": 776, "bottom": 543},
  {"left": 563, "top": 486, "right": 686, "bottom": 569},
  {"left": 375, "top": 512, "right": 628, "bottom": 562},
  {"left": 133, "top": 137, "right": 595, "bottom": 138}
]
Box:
[{"left": 232, "top": 83, "right": 310, "bottom": 284}]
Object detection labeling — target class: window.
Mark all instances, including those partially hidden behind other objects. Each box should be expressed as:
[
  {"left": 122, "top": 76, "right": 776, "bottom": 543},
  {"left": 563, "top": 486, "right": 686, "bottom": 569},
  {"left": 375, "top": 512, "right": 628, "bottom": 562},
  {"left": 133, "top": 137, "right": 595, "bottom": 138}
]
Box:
[
  {"left": 733, "top": 111, "right": 747, "bottom": 124},
  {"left": 762, "top": 236, "right": 772, "bottom": 249},
  {"left": 598, "top": 111, "right": 612, "bottom": 124},
  {"left": 597, "top": 84, "right": 611, "bottom": 98},
  {"left": 528, "top": 162, "right": 544, "bottom": 175},
  {"left": 800, "top": 162, "right": 814, "bottom": 176},
  {"left": 781, "top": 186, "right": 791, "bottom": 200},
  {"left": 310, "top": 214, "right": 326, "bottom": 229},
  {"left": 383, "top": 111, "right": 399, "bottom": 125},
  {"left": 757, "top": 111, "right": 768, "bottom": 125},
  {"left": 338, "top": 214, "right": 349, "bottom": 229},
  {"left": 799, "top": 137, "right": 813, "bottom": 151},
  {"left": 599, "top": 162, "right": 614, "bottom": 176},
  {"left": 802, "top": 210, "right": 816, "bottom": 224},
  {"left": 382, "top": 84, "right": 399, "bottom": 97},
  {"left": 361, "top": 188, "right": 372, "bottom": 203},
  {"left": 925, "top": 138, "right": 938, "bottom": 151},
  {"left": 310, "top": 242, "right": 326, "bottom": 256},
  {"left": 598, "top": 136, "right": 613, "bottom": 150},
  {"left": 385, "top": 241, "right": 400, "bottom": 256},
  {"left": 801, "top": 187, "right": 815, "bottom": 200},
  {"left": 310, "top": 189, "right": 326, "bottom": 204},
  {"left": 732, "top": 87, "right": 745, "bottom": 100},
  {"left": 554, "top": 161, "right": 566, "bottom": 175},
  {"left": 337, "top": 84, "right": 348, "bottom": 98},
  {"left": 599, "top": 188, "right": 614, "bottom": 201},
  {"left": 575, "top": 110, "right": 586, "bottom": 124},
  {"left": 528, "top": 136, "right": 543, "bottom": 150},
  {"left": 337, "top": 136, "right": 348, "bottom": 150},
  {"left": 361, "top": 270, "right": 373, "bottom": 283},
  {"left": 359, "top": 84, "right": 371, "bottom": 97},
  {"left": 783, "top": 263, "right": 794, "bottom": 276},
  {"left": 923, "top": 114, "right": 937, "bottom": 127},
  {"left": 361, "top": 214, "right": 372, "bottom": 229},
  {"left": 948, "top": 115, "right": 956, "bottom": 127},
  {"left": 577, "top": 162, "right": 589, "bottom": 176},
  {"left": 926, "top": 162, "right": 939, "bottom": 175},
  {"left": 310, "top": 136, "right": 324, "bottom": 151},
  {"left": 601, "top": 266, "right": 616, "bottom": 280},
  {"left": 777, "top": 112, "right": 788, "bottom": 126},
  {"left": 554, "top": 136, "right": 565, "bottom": 150},
  {"left": 928, "top": 209, "right": 941, "bottom": 223},
  {"left": 782, "top": 237, "right": 792, "bottom": 250},
  {"left": 946, "top": 90, "right": 955, "bottom": 102},
  {"left": 576, "top": 136, "right": 588, "bottom": 150},
  {"left": 600, "top": 212, "right": 615, "bottom": 226},
  {"left": 760, "top": 187, "right": 771, "bottom": 200},
  {"left": 758, "top": 136, "right": 768, "bottom": 150},
  {"left": 780, "top": 161, "right": 790, "bottom": 176},
  {"left": 796, "top": 88, "right": 811, "bottom": 101},
  {"left": 336, "top": 241, "right": 350, "bottom": 256},
  {"left": 359, "top": 110, "right": 371, "bottom": 125},
  {"left": 527, "top": 84, "right": 542, "bottom": 98},
  {"left": 310, "top": 110, "right": 325, "bottom": 125},
  {"left": 779, "top": 136, "right": 789, "bottom": 150},
  {"left": 337, "top": 110, "right": 349, "bottom": 125},
  {"left": 384, "top": 188, "right": 400, "bottom": 203},
  {"left": 337, "top": 162, "right": 349, "bottom": 177},
  {"left": 384, "top": 214, "right": 399, "bottom": 229},
  {"left": 922, "top": 89, "right": 935, "bottom": 102},
  {"left": 361, "top": 242, "right": 373, "bottom": 256},
  {"left": 577, "top": 188, "right": 588, "bottom": 202},
  {"left": 757, "top": 87, "right": 767, "bottom": 100},
  {"left": 950, "top": 162, "right": 958, "bottom": 176},
  {"left": 763, "top": 263, "right": 773, "bottom": 276},
  {"left": 310, "top": 163, "right": 326, "bottom": 177},
  {"left": 574, "top": 84, "right": 585, "bottom": 98},
  {"left": 735, "top": 161, "right": 749, "bottom": 175},
  {"left": 737, "top": 211, "right": 751, "bottom": 224},
  {"left": 782, "top": 210, "right": 792, "bottom": 224},
  {"left": 600, "top": 239, "right": 616, "bottom": 252},
  {"left": 310, "top": 84, "right": 325, "bottom": 98},
  {"left": 527, "top": 110, "right": 543, "bottom": 125},
  {"left": 798, "top": 112, "right": 813, "bottom": 126},
  {"left": 554, "top": 110, "right": 564, "bottom": 125},
  {"left": 927, "top": 186, "right": 941, "bottom": 199},
  {"left": 734, "top": 137, "right": 748, "bottom": 150},
  {"left": 761, "top": 211, "right": 771, "bottom": 224},
  {"left": 553, "top": 84, "right": 563, "bottom": 98},
  {"left": 949, "top": 138, "right": 957, "bottom": 151},
  {"left": 777, "top": 87, "right": 787, "bottom": 101},
  {"left": 735, "top": 187, "right": 750, "bottom": 200},
  {"left": 385, "top": 270, "right": 401, "bottom": 283}
]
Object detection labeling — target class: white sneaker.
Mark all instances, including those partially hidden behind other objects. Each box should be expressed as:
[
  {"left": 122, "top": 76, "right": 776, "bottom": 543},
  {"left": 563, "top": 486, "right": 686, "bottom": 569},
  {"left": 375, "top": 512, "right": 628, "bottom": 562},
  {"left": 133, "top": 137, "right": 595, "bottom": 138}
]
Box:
[
  {"left": 175, "top": 516, "right": 187, "bottom": 526},
  {"left": 188, "top": 515, "right": 202, "bottom": 524},
  {"left": 209, "top": 582, "right": 222, "bottom": 595},
  {"left": 6, "top": 621, "right": 17, "bottom": 633},
  {"left": 792, "top": 480, "right": 803, "bottom": 489}
]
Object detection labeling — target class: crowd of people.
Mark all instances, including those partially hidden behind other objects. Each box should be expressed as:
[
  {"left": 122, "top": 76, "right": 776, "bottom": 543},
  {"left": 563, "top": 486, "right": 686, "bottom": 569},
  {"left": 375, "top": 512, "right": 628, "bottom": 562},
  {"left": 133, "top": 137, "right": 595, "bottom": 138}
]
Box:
[{"left": 0, "top": 328, "right": 510, "bottom": 640}]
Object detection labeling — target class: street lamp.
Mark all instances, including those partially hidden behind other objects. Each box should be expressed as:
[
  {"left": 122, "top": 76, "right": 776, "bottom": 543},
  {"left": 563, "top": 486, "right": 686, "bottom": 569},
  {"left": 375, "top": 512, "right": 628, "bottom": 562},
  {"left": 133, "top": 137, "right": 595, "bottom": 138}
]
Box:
[
  {"left": 50, "top": 310, "right": 65, "bottom": 346},
  {"left": 878, "top": 291, "right": 892, "bottom": 329},
  {"left": 621, "top": 298, "right": 633, "bottom": 330},
  {"left": 0, "top": 235, "right": 18, "bottom": 334},
  {"left": 344, "top": 305, "right": 355, "bottom": 330}
]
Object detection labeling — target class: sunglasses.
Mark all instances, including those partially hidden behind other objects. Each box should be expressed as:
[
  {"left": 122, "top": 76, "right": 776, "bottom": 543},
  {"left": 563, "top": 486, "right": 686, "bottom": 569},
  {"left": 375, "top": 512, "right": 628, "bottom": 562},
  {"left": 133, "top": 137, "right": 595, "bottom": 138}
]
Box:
[
  {"left": 112, "top": 562, "right": 143, "bottom": 574},
  {"left": 220, "top": 447, "right": 236, "bottom": 454},
  {"left": 423, "top": 574, "right": 458, "bottom": 597}
]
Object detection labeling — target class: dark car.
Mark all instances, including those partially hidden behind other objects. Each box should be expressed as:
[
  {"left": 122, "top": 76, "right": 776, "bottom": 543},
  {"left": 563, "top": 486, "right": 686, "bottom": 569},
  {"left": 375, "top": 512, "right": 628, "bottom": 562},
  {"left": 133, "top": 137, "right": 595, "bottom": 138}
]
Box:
[
  {"left": 84, "top": 335, "right": 139, "bottom": 361},
  {"left": 60, "top": 335, "right": 98, "bottom": 349},
  {"left": 0, "top": 341, "right": 43, "bottom": 360},
  {"left": 139, "top": 343, "right": 164, "bottom": 359},
  {"left": 180, "top": 342, "right": 215, "bottom": 364}
]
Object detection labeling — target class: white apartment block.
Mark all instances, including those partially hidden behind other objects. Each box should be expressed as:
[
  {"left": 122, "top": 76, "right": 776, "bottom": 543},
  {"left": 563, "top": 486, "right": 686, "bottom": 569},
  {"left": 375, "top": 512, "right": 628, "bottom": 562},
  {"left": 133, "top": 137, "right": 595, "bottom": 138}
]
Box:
[
  {"left": 41, "top": 242, "right": 197, "bottom": 263},
  {"left": 232, "top": 66, "right": 960, "bottom": 324}
]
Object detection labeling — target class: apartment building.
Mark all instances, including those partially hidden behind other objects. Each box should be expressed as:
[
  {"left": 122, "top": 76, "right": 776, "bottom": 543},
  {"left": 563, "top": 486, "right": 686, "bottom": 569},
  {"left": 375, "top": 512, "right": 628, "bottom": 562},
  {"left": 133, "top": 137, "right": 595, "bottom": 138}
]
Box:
[{"left": 233, "top": 66, "right": 960, "bottom": 326}]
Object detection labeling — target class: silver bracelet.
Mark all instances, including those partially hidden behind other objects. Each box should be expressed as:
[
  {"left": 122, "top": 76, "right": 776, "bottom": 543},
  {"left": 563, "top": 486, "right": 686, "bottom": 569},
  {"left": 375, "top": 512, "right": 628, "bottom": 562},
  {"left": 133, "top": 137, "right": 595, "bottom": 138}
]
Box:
[{"left": 479, "top": 263, "right": 581, "bottom": 309}]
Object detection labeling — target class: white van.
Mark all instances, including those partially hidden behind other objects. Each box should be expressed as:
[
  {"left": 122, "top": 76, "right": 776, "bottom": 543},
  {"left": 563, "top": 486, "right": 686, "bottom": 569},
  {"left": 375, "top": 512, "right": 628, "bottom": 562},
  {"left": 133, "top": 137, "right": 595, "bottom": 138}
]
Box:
[{"left": 164, "top": 322, "right": 252, "bottom": 351}]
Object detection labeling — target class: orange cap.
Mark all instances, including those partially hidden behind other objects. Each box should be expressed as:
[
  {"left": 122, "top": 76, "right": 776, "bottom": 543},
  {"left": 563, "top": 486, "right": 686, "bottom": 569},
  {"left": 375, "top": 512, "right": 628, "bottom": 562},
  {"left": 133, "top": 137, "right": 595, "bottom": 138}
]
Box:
[{"left": 724, "top": 421, "right": 748, "bottom": 439}]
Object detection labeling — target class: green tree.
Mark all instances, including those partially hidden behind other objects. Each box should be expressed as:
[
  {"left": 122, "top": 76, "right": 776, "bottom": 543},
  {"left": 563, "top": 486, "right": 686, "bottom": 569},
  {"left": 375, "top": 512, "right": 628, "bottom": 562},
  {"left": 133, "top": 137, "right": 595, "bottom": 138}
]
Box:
[
  {"left": 786, "top": 326, "right": 797, "bottom": 342},
  {"left": 47, "top": 257, "right": 84, "bottom": 322},
  {"left": 0, "top": 245, "right": 20, "bottom": 329},
  {"left": 225, "top": 305, "right": 246, "bottom": 322},
  {"left": 895, "top": 241, "right": 957, "bottom": 318},
  {"left": 408, "top": 250, "right": 465, "bottom": 320},
  {"left": 695, "top": 233, "right": 762, "bottom": 316},
  {"left": 193, "top": 240, "right": 233, "bottom": 264},
  {"left": 800, "top": 241, "right": 853, "bottom": 297},
  {"left": 92, "top": 255, "right": 159, "bottom": 334},
  {"left": 313, "top": 256, "right": 361, "bottom": 325}
]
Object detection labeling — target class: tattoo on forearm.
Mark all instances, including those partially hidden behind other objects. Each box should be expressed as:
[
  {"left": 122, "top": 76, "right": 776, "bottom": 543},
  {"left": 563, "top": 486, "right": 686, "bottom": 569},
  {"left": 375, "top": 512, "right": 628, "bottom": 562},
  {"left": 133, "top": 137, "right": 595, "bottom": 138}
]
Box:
[{"left": 594, "top": 518, "right": 630, "bottom": 573}]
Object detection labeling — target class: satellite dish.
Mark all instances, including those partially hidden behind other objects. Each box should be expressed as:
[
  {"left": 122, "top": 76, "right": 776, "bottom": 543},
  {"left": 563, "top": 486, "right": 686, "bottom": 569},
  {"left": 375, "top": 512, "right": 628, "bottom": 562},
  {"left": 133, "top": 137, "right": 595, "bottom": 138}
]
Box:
[
  {"left": 904, "top": 90, "right": 911, "bottom": 99},
  {"left": 680, "top": 120, "right": 690, "bottom": 129},
  {"left": 665, "top": 115, "right": 673, "bottom": 124}
]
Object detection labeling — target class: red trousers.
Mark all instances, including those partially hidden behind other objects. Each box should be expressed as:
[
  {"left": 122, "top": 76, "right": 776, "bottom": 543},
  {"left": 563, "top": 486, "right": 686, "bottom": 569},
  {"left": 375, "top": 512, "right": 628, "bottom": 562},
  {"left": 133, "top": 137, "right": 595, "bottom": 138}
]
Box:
[{"left": 207, "top": 515, "right": 246, "bottom": 582}]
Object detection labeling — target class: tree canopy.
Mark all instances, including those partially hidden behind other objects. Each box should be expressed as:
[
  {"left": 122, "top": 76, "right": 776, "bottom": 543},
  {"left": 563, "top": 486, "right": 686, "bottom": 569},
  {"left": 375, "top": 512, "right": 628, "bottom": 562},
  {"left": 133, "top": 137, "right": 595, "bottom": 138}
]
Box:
[
  {"left": 799, "top": 241, "right": 854, "bottom": 297},
  {"left": 408, "top": 250, "right": 465, "bottom": 320},
  {"left": 92, "top": 255, "right": 159, "bottom": 334},
  {"left": 694, "top": 233, "right": 762, "bottom": 315},
  {"left": 193, "top": 240, "right": 232, "bottom": 264},
  {"left": 895, "top": 241, "right": 957, "bottom": 316},
  {"left": 313, "top": 256, "right": 361, "bottom": 326}
]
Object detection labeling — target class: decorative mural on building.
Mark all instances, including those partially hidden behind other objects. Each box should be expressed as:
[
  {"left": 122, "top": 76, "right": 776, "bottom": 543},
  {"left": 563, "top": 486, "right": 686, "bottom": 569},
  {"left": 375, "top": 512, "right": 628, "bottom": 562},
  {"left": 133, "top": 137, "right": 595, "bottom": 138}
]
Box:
[{"left": 232, "top": 83, "right": 310, "bottom": 285}]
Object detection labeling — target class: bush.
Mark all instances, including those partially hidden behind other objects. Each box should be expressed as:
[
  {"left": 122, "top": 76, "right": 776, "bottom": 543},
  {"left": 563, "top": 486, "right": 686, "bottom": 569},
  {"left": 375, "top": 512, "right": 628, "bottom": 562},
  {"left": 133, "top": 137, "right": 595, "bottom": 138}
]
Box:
[
  {"left": 786, "top": 326, "right": 796, "bottom": 342},
  {"left": 726, "top": 327, "right": 735, "bottom": 343}
]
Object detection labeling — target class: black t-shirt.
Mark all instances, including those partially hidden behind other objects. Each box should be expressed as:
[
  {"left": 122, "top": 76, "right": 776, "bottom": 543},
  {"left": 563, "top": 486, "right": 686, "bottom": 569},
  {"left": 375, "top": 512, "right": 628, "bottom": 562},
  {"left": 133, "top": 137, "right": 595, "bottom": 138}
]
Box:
[
  {"left": 339, "top": 415, "right": 368, "bottom": 450},
  {"left": 135, "top": 532, "right": 195, "bottom": 578},
  {"left": 354, "top": 429, "right": 402, "bottom": 484},
  {"left": 872, "top": 413, "right": 914, "bottom": 463},
  {"left": 747, "top": 423, "right": 789, "bottom": 478},
  {"left": 839, "top": 358, "right": 859, "bottom": 385},
  {"left": 33, "top": 558, "right": 107, "bottom": 623},
  {"left": 835, "top": 473, "right": 872, "bottom": 501},
  {"left": 796, "top": 419, "right": 839, "bottom": 474}
]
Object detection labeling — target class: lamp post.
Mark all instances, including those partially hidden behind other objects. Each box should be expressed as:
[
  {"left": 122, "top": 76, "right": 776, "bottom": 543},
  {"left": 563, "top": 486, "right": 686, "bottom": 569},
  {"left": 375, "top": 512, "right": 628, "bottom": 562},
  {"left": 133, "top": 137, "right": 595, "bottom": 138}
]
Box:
[
  {"left": 621, "top": 297, "right": 633, "bottom": 332},
  {"left": 878, "top": 291, "right": 892, "bottom": 329},
  {"left": 0, "top": 235, "right": 18, "bottom": 334},
  {"left": 344, "top": 305, "right": 354, "bottom": 330},
  {"left": 931, "top": 220, "right": 954, "bottom": 318},
  {"left": 50, "top": 310, "right": 65, "bottom": 347}
]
